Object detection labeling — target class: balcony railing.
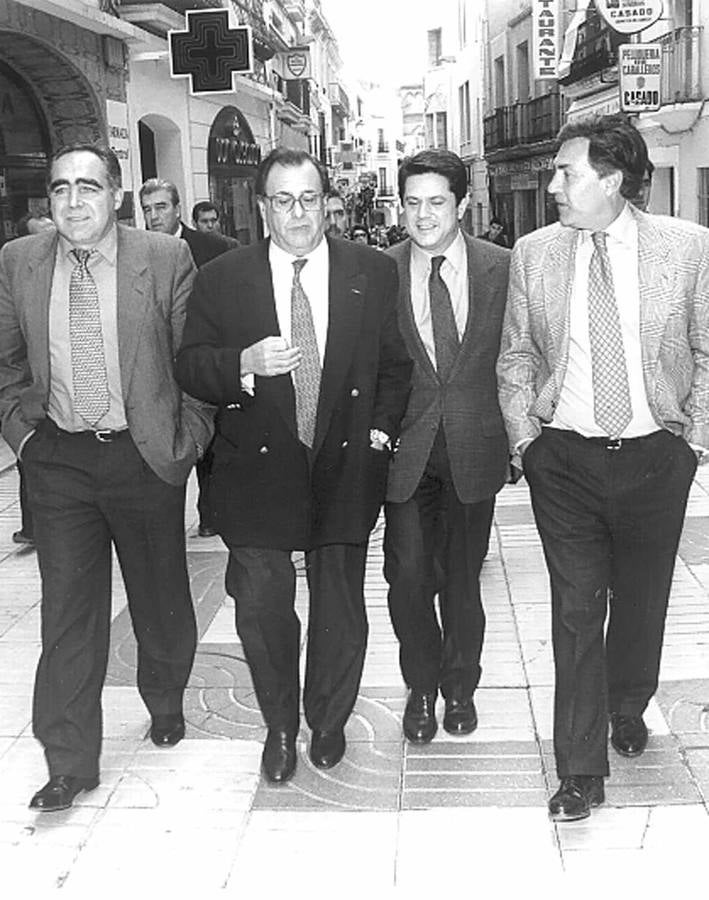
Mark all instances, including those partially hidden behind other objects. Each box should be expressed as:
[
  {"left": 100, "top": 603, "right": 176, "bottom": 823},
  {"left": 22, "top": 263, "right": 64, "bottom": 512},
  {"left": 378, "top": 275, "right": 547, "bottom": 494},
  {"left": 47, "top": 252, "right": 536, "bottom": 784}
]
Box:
[
  {"left": 377, "top": 142, "right": 390, "bottom": 154},
  {"left": 285, "top": 78, "right": 310, "bottom": 116},
  {"left": 483, "top": 91, "right": 561, "bottom": 154},
  {"left": 659, "top": 27, "right": 702, "bottom": 104}
]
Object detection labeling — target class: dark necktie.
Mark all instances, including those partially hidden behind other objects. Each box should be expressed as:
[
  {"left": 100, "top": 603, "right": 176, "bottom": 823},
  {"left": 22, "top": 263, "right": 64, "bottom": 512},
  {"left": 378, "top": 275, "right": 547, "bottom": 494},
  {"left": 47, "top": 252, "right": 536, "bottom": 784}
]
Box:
[
  {"left": 587, "top": 232, "right": 632, "bottom": 437},
  {"left": 291, "top": 258, "right": 321, "bottom": 447},
  {"left": 69, "top": 248, "right": 110, "bottom": 426},
  {"left": 429, "top": 255, "right": 460, "bottom": 380}
]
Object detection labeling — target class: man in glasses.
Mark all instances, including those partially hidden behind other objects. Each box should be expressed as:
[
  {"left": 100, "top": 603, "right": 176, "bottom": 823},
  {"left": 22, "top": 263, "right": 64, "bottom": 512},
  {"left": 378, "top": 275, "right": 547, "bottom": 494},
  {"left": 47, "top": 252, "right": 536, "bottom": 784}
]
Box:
[{"left": 176, "top": 148, "right": 412, "bottom": 783}]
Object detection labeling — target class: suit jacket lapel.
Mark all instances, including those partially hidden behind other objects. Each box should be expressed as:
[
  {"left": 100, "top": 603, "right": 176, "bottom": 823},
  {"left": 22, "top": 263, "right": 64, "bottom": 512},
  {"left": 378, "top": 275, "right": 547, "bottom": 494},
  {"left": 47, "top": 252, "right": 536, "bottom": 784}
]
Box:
[
  {"left": 394, "top": 241, "right": 438, "bottom": 381},
  {"left": 249, "top": 240, "right": 298, "bottom": 436},
  {"left": 313, "top": 238, "right": 365, "bottom": 453},
  {"left": 25, "top": 232, "right": 58, "bottom": 389},
  {"left": 116, "top": 226, "right": 149, "bottom": 398},
  {"left": 635, "top": 210, "right": 673, "bottom": 379},
  {"left": 542, "top": 228, "right": 577, "bottom": 367}
]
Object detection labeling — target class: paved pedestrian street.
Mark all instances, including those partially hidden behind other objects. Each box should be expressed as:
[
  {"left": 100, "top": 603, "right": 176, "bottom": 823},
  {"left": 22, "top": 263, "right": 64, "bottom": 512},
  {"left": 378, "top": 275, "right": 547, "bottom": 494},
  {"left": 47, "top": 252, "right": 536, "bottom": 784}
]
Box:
[{"left": 1, "top": 454, "right": 709, "bottom": 894}]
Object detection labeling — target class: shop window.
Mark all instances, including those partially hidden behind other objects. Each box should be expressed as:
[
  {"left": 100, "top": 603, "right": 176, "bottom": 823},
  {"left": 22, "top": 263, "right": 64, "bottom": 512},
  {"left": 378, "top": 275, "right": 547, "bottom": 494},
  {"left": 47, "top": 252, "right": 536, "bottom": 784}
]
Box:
[{"left": 698, "top": 168, "right": 709, "bottom": 227}]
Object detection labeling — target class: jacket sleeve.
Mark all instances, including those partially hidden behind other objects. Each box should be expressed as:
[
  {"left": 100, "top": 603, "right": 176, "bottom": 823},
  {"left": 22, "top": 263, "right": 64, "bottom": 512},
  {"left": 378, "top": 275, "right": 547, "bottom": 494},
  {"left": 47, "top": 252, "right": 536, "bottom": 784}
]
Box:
[
  {"left": 169, "top": 242, "right": 215, "bottom": 450},
  {"left": 372, "top": 257, "right": 413, "bottom": 441},
  {"left": 496, "top": 241, "right": 544, "bottom": 454},
  {"left": 0, "top": 245, "right": 33, "bottom": 452}
]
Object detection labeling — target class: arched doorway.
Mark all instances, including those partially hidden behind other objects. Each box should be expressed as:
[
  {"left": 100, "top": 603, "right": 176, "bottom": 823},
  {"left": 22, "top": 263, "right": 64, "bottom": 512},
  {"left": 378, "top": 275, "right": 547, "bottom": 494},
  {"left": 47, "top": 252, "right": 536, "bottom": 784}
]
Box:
[
  {"left": 0, "top": 31, "right": 105, "bottom": 247},
  {"left": 0, "top": 61, "right": 51, "bottom": 245},
  {"left": 208, "top": 106, "right": 262, "bottom": 245}
]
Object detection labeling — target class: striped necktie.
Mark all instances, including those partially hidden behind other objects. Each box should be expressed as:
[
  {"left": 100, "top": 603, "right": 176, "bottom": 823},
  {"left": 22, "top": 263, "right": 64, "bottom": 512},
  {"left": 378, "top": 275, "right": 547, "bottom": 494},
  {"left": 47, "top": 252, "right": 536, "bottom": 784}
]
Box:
[
  {"left": 69, "top": 248, "right": 110, "bottom": 426},
  {"left": 587, "top": 231, "right": 632, "bottom": 437},
  {"left": 291, "top": 258, "right": 321, "bottom": 447}
]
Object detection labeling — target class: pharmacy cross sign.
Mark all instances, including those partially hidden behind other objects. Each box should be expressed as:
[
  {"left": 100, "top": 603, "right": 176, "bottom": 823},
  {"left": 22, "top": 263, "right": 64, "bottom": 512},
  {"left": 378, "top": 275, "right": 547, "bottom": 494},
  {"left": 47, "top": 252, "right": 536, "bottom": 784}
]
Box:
[{"left": 169, "top": 9, "right": 253, "bottom": 94}]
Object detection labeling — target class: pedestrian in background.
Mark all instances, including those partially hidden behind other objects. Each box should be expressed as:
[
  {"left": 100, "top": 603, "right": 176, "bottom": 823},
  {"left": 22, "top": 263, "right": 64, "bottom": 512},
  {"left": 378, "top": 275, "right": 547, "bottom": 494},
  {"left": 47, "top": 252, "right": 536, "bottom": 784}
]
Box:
[
  {"left": 141, "top": 178, "right": 235, "bottom": 538},
  {"left": 497, "top": 114, "right": 709, "bottom": 822},
  {"left": 0, "top": 143, "right": 213, "bottom": 812}
]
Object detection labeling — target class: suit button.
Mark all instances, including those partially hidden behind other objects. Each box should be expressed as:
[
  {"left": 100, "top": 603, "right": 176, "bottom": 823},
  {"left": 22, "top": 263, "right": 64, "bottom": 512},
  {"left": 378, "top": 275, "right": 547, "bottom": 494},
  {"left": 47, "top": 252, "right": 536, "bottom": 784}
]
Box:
[
  {"left": 259, "top": 445, "right": 268, "bottom": 454},
  {"left": 351, "top": 388, "right": 359, "bottom": 397},
  {"left": 341, "top": 440, "right": 348, "bottom": 448}
]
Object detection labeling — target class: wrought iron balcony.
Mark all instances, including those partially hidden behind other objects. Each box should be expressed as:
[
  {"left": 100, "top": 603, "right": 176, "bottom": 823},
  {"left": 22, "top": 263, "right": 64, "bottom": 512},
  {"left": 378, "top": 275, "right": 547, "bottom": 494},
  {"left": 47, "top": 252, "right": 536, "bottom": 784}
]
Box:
[
  {"left": 659, "top": 26, "right": 702, "bottom": 104},
  {"left": 483, "top": 91, "right": 561, "bottom": 154},
  {"left": 328, "top": 82, "right": 350, "bottom": 118},
  {"left": 558, "top": 19, "right": 623, "bottom": 85}
]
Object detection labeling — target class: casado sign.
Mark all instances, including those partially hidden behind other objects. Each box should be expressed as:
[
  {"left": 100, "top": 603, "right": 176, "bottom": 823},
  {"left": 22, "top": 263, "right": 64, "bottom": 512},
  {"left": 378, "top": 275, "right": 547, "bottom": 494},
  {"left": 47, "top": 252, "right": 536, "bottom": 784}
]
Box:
[{"left": 595, "top": 0, "right": 664, "bottom": 35}]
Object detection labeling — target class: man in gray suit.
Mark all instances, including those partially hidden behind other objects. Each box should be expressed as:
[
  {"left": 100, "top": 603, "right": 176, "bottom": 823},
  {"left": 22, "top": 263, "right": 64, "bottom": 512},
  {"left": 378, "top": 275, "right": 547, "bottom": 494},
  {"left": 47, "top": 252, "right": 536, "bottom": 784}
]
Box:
[
  {"left": 384, "top": 149, "right": 510, "bottom": 743},
  {"left": 0, "top": 144, "right": 213, "bottom": 812},
  {"left": 497, "top": 114, "right": 709, "bottom": 821}
]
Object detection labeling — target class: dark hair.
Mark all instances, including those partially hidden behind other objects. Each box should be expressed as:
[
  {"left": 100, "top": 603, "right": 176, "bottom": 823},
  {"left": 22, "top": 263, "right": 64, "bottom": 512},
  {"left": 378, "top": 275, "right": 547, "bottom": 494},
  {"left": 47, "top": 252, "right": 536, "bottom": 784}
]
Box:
[
  {"left": 255, "top": 148, "right": 330, "bottom": 196},
  {"left": 326, "top": 189, "right": 343, "bottom": 202},
  {"left": 556, "top": 113, "right": 649, "bottom": 201},
  {"left": 139, "top": 178, "right": 180, "bottom": 207},
  {"left": 48, "top": 143, "right": 122, "bottom": 191},
  {"left": 192, "top": 200, "right": 219, "bottom": 222},
  {"left": 398, "top": 149, "right": 468, "bottom": 204},
  {"left": 489, "top": 217, "right": 504, "bottom": 228}
]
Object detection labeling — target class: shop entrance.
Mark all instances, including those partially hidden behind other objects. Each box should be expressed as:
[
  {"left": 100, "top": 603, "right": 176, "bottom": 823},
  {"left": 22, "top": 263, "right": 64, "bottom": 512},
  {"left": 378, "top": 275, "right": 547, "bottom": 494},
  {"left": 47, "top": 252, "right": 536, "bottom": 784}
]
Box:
[
  {"left": 0, "top": 62, "right": 51, "bottom": 246},
  {"left": 208, "top": 106, "right": 261, "bottom": 245}
]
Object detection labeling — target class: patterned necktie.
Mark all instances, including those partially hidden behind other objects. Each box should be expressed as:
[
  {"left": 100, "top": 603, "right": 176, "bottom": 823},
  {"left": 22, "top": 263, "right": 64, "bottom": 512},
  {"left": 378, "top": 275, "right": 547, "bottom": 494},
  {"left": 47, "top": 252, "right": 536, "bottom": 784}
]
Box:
[
  {"left": 587, "top": 232, "right": 632, "bottom": 437},
  {"left": 291, "top": 258, "right": 321, "bottom": 447},
  {"left": 429, "top": 255, "right": 460, "bottom": 380},
  {"left": 69, "top": 248, "right": 110, "bottom": 426}
]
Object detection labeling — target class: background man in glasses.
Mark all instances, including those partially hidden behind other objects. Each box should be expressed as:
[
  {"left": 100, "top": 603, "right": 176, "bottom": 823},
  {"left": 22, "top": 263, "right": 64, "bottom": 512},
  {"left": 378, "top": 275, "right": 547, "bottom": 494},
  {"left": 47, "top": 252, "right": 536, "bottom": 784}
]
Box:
[{"left": 176, "top": 148, "right": 412, "bottom": 783}]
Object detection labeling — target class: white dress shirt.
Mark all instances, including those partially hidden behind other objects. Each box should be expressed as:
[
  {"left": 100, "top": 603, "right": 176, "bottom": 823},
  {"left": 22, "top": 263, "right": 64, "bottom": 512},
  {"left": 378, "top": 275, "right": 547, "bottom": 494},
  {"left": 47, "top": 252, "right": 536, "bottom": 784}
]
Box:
[
  {"left": 551, "top": 203, "right": 658, "bottom": 438},
  {"left": 409, "top": 230, "right": 468, "bottom": 367},
  {"left": 269, "top": 238, "right": 329, "bottom": 361}
]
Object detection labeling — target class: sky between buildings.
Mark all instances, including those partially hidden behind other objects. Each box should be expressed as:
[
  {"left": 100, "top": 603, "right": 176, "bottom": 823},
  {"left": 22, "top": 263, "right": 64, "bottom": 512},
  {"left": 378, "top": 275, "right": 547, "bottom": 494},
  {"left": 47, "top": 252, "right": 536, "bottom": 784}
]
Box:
[{"left": 321, "top": 0, "right": 433, "bottom": 89}]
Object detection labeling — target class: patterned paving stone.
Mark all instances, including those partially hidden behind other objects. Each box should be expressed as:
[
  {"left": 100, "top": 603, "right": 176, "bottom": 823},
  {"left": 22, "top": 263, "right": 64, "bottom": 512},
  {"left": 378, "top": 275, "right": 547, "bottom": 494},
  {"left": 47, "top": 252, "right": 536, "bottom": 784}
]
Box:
[{"left": 678, "top": 517, "right": 709, "bottom": 564}]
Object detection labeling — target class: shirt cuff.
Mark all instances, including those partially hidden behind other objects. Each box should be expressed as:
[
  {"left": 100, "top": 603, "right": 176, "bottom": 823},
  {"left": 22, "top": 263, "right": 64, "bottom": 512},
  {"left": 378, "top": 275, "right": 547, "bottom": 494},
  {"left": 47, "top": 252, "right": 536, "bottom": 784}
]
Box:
[{"left": 241, "top": 373, "right": 255, "bottom": 395}]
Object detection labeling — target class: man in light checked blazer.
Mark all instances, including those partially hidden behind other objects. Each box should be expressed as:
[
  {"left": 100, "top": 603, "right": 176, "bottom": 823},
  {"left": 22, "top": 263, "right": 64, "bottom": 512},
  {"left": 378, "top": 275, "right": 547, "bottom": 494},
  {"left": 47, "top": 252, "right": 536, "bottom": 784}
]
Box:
[{"left": 497, "top": 114, "right": 709, "bottom": 822}]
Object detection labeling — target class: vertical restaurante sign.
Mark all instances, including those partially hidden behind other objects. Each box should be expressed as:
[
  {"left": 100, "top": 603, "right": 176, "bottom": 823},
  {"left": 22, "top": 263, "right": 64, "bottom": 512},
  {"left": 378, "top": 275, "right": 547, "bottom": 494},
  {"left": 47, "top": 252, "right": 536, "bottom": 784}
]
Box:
[{"left": 532, "top": 0, "right": 561, "bottom": 80}]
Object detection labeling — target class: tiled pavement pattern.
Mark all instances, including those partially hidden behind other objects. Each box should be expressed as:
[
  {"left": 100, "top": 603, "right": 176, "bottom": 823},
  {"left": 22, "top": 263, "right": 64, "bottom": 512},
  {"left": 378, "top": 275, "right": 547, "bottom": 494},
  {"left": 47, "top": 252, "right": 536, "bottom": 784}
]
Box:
[{"left": 1, "top": 438, "right": 709, "bottom": 892}]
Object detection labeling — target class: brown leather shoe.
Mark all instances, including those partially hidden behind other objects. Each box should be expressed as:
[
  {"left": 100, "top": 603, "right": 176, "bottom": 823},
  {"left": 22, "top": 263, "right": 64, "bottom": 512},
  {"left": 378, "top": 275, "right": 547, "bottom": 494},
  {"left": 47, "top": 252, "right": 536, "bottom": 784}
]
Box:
[
  {"left": 548, "top": 775, "right": 605, "bottom": 822},
  {"left": 261, "top": 729, "right": 297, "bottom": 783},
  {"left": 403, "top": 690, "right": 437, "bottom": 744},
  {"left": 610, "top": 713, "right": 648, "bottom": 757},
  {"left": 29, "top": 775, "right": 99, "bottom": 812}
]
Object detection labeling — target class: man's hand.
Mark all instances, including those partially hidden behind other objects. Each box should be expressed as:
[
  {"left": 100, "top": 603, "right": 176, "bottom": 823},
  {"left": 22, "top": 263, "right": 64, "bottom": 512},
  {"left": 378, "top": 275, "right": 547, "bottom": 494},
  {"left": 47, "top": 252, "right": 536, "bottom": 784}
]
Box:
[{"left": 240, "top": 337, "right": 303, "bottom": 378}]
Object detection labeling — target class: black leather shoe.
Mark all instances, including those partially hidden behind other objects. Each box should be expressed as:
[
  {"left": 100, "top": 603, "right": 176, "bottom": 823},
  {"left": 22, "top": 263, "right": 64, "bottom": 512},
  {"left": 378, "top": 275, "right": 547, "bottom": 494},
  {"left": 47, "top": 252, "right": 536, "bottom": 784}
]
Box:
[
  {"left": 610, "top": 713, "right": 648, "bottom": 757},
  {"left": 443, "top": 696, "right": 478, "bottom": 735},
  {"left": 198, "top": 524, "right": 217, "bottom": 537},
  {"left": 12, "top": 530, "right": 34, "bottom": 546},
  {"left": 403, "top": 690, "right": 438, "bottom": 744},
  {"left": 310, "top": 729, "right": 346, "bottom": 769},
  {"left": 262, "top": 729, "right": 297, "bottom": 783},
  {"left": 150, "top": 713, "right": 185, "bottom": 747},
  {"left": 29, "top": 775, "right": 99, "bottom": 812},
  {"left": 548, "top": 775, "right": 605, "bottom": 822}
]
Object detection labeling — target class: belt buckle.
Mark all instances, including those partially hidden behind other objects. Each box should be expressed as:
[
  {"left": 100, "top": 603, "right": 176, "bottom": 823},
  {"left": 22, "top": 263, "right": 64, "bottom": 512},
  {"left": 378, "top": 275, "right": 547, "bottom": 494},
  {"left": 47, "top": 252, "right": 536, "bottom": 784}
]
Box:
[
  {"left": 94, "top": 429, "right": 115, "bottom": 443},
  {"left": 605, "top": 437, "right": 622, "bottom": 451}
]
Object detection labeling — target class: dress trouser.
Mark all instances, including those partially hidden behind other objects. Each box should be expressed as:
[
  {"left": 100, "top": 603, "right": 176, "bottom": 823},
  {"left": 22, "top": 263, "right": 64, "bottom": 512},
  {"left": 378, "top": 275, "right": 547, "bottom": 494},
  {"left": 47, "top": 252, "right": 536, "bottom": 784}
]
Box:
[
  {"left": 23, "top": 419, "right": 197, "bottom": 780},
  {"left": 383, "top": 426, "right": 495, "bottom": 700},
  {"left": 523, "top": 427, "right": 696, "bottom": 777},
  {"left": 195, "top": 437, "right": 215, "bottom": 529},
  {"left": 17, "top": 460, "right": 34, "bottom": 537},
  {"left": 225, "top": 542, "right": 368, "bottom": 735}
]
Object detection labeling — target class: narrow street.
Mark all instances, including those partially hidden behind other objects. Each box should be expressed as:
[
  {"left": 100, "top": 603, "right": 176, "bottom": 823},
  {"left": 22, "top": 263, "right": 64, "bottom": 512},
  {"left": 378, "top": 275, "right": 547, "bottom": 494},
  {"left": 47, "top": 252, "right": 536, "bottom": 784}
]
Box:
[{"left": 1, "top": 451, "right": 709, "bottom": 890}]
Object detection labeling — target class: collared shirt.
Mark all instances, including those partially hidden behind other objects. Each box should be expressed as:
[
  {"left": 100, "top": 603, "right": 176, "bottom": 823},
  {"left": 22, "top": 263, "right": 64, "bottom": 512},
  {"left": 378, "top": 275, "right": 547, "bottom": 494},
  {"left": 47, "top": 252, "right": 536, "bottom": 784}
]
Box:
[
  {"left": 241, "top": 238, "right": 330, "bottom": 394},
  {"left": 47, "top": 226, "right": 127, "bottom": 431},
  {"left": 409, "top": 230, "right": 468, "bottom": 367},
  {"left": 551, "top": 203, "right": 658, "bottom": 438},
  {"left": 269, "top": 237, "right": 330, "bottom": 360}
]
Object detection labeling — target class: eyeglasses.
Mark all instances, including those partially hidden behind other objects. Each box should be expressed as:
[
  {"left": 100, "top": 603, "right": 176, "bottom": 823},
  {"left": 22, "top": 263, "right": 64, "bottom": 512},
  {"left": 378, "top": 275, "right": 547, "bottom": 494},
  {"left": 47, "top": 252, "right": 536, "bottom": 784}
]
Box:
[{"left": 264, "top": 192, "right": 323, "bottom": 213}]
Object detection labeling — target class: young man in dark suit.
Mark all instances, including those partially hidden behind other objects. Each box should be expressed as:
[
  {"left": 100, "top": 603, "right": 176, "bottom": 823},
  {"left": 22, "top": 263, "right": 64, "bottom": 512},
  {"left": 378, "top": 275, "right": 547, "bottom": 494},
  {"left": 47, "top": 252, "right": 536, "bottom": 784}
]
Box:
[
  {"left": 384, "top": 149, "right": 510, "bottom": 745},
  {"left": 176, "top": 148, "right": 412, "bottom": 783}
]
